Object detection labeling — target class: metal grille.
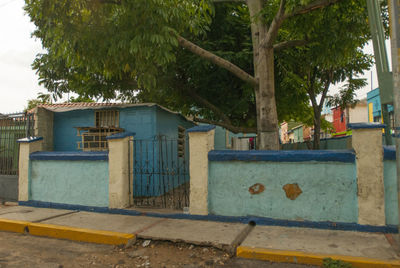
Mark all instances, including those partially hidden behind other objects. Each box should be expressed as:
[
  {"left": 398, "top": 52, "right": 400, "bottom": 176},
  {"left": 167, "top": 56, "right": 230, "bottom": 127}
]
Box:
[
  {"left": 0, "top": 113, "right": 34, "bottom": 175},
  {"left": 95, "top": 110, "right": 119, "bottom": 127},
  {"left": 133, "top": 136, "right": 189, "bottom": 210}
]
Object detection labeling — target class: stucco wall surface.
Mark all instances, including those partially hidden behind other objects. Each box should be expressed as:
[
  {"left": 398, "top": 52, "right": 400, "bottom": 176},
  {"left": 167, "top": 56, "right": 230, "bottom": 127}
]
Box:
[
  {"left": 384, "top": 160, "right": 399, "bottom": 225},
  {"left": 30, "top": 160, "right": 109, "bottom": 207},
  {"left": 53, "top": 110, "right": 94, "bottom": 151},
  {"left": 352, "top": 129, "right": 385, "bottom": 226},
  {"left": 208, "top": 161, "right": 357, "bottom": 223}
]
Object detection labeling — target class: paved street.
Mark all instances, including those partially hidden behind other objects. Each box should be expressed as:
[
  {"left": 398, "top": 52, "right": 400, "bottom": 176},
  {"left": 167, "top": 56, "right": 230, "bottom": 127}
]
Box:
[{"left": 0, "top": 231, "right": 315, "bottom": 268}]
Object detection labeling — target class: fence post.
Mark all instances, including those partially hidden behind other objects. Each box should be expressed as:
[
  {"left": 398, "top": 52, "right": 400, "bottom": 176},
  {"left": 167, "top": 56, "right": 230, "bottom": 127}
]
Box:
[
  {"left": 187, "top": 125, "right": 215, "bottom": 215},
  {"left": 17, "top": 137, "right": 43, "bottom": 201},
  {"left": 349, "top": 123, "right": 386, "bottom": 226},
  {"left": 107, "top": 132, "right": 135, "bottom": 209}
]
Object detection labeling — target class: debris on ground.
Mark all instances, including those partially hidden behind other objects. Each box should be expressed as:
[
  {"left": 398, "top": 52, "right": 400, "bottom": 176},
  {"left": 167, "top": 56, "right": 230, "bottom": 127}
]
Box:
[{"left": 142, "top": 240, "right": 151, "bottom": 247}]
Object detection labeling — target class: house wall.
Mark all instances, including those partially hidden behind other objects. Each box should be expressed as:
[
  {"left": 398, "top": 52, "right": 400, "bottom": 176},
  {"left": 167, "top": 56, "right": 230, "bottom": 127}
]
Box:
[
  {"left": 53, "top": 110, "right": 94, "bottom": 151},
  {"left": 119, "top": 106, "right": 156, "bottom": 140},
  {"left": 52, "top": 106, "right": 195, "bottom": 152},
  {"left": 208, "top": 152, "right": 358, "bottom": 223},
  {"left": 280, "top": 123, "right": 288, "bottom": 144},
  {"left": 30, "top": 159, "right": 109, "bottom": 207},
  {"left": 155, "top": 107, "right": 195, "bottom": 139},
  {"left": 293, "top": 127, "right": 303, "bottom": 143},
  {"left": 332, "top": 107, "right": 346, "bottom": 133},
  {"left": 348, "top": 104, "right": 368, "bottom": 123}
]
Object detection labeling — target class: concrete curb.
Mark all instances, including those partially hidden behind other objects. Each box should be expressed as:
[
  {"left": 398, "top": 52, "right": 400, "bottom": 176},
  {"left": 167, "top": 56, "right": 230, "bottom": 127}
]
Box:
[
  {"left": 0, "top": 218, "right": 29, "bottom": 233},
  {"left": 0, "top": 219, "right": 135, "bottom": 246},
  {"left": 237, "top": 246, "right": 400, "bottom": 268}
]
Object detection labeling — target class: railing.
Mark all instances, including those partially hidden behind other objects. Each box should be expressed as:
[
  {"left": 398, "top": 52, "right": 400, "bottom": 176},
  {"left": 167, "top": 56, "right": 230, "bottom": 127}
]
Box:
[{"left": 0, "top": 113, "right": 34, "bottom": 175}]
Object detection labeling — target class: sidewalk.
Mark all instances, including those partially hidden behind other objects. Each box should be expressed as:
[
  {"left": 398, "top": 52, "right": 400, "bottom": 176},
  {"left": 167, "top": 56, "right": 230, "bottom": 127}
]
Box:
[{"left": 0, "top": 205, "right": 399, "bottom": 267}]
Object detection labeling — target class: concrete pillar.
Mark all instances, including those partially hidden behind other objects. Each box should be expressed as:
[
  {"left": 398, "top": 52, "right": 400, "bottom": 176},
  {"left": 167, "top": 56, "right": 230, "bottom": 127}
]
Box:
[
  {"left": 349, "top": 123, "right": 386, "bottom": 226},
  {"left": 17, "top": 137, "right": 43, "bottom": 201},
  {"left": 187, "top": 125, "right": 215, "bottom": 215},
  {"left": 34, "top": 107, "right": 54, "bottom": 151},
  {"left": 107, "top": 132, "right": 135, "bottom": 209}
]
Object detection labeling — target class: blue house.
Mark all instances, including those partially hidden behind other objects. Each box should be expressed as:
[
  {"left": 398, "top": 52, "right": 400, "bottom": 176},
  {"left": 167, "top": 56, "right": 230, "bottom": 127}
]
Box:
[
  {"left": 31, "top": 103, "right": 196, "bottom": 206},
  {"left": 367, "top": 88, "right": 394, "bottom": 126}
]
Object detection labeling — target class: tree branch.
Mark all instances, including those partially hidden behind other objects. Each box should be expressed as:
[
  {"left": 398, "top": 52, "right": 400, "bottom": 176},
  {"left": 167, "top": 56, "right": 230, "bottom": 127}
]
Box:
[
  {"left": 261, "top": 0, "right": 287, "bottom": 48},
  {"left": 273, "top": 39, "right": 308, "bottom": 51},
  {"left": 177, "top": 35, "right": 258, "bottom": 87},
  {"left": 194, "top": 117, "right": 257, "bottom": 134},
  {"left": 283, "top": 0, "right": 343, "bottom": 20},
  {"left": 318, "top": 70, "right": 333, "bottom": 112},
  {"left": 185, "top": 87, "right": 233, "bottom": 125}
]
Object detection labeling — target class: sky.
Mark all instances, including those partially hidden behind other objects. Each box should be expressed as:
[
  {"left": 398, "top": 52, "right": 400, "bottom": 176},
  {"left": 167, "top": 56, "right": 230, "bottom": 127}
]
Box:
[{"left": 0, "top": 0, "right": 390, "bottom": 114}]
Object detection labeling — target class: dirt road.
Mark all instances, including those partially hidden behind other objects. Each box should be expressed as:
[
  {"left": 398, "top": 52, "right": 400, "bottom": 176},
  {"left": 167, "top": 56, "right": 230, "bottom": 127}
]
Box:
[{"left": 0, "top": 231, "right": 316, "bottom": 268}]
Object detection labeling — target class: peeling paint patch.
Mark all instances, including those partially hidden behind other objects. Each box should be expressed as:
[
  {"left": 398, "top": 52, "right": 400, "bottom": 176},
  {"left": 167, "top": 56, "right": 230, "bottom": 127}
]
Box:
[
  {"left": 249, "top": 183, "right": 265, "bottom": 195},
  {"left": 283, "top": 183, "right": 302, "bottom": 200}
]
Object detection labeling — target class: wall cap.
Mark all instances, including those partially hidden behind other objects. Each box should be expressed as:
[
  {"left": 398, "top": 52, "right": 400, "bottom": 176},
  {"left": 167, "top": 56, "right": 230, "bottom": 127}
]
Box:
[
  {"left": 30, "top": 151, "right": 108, "bottom": 161},
  {"left": 347, "top": 123, "right": 386, "bottom": 129},
  {"left": 187, "top": 125, "right": 216, "bottom": 133},
  {"left": 106, "top": 132, "right": 135, "bottom": 140},
  {"left": 208, "top": 150, "right": 355, "bottom": 163},
  {"left": 384, "top": 146, "right": 396, "bottom": 160},
  {"left": 17, "top": 137, "right": 43, "bottom": 143}
]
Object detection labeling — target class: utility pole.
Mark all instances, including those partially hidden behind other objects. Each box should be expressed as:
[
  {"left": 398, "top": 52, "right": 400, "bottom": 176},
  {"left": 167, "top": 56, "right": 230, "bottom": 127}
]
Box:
[
  {"left": 366, "top": 0, "right": 393, "bottom": 145},
  {"left": 388, "top": 0, "right": 400, "bottom": 237}
]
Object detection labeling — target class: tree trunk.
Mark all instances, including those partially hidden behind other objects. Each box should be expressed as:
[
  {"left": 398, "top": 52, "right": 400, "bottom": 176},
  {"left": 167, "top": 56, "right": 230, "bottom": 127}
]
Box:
[
  {"left": 257, "top": 47, "right": 280, "bottom": 150},
  {"left": 248, "top": 0, "right": 280, "bottom": 150},
  {"left": 313, "top": 113, "right": 321, "bottom": 150}
]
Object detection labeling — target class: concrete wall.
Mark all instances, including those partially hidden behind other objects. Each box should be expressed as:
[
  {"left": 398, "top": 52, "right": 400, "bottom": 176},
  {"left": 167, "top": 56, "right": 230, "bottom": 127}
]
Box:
[
  {"left": 282, "top": 136, "right": 352, "bottom": 150},
  {"left": 30, "top": 158, "right": 109, "bottom": 207},
  {"left": 208, "top": 151, "right": 358, "bottom": 223},
  {"left": 34, "top": 107, "right": 54, "bottom": 151},
  {"left": 384, "top": 160, "right": 398, "bottom": 225},
  {"left": 0, "top": 175, "right": 17, "bottom": 201},
  {"left": 348, "top": 104, "right": 368, "bottom": 123}
]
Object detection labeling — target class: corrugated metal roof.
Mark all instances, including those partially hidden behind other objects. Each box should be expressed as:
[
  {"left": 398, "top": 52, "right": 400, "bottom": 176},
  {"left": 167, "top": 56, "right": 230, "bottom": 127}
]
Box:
[{"left": 28, "top": 102, "right": 195, "bottom": 124}]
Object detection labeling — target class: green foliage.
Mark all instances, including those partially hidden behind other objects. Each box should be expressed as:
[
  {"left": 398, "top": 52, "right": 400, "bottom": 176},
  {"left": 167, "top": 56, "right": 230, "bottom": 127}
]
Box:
[
  {"left": 25, "top": 0, "right": 374, "bottom": 135},
  {"left": 25, "top": 92, "right": 52, "bottom": 111},
  {"left": 67, "top": 96, "right": 95, "bottom": 103},
  {"left": 276, "top": 0, "right": 373, "bottom": 146},
  {"left": 26, "top": 0, "right": 213, "bottom": 94},
  {"left": 323, "top": 258, "right": 353, "bottom": 268}
]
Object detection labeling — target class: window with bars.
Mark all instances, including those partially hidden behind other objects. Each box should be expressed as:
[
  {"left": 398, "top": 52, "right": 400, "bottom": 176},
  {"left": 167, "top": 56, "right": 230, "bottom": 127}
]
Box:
[
  {"left": 76, "top": 110, "right": 123, "bottom": 151},
  {"left": 95, "top": 110, "right": 119, "bottom": 127}
]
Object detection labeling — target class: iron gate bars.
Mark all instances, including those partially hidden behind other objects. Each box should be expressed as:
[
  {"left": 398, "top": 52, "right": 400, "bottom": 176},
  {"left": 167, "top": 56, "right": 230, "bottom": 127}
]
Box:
[
  {"left": 133, "top": 136, "right": 189, "bottom": 210},
  {"left": 0, "top": 113, "right": 34, "bottom": 175}
]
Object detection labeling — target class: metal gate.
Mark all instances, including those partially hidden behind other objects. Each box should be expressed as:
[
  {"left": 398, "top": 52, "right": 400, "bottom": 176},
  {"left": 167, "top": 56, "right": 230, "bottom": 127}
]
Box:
[
  {"left": 133, "top": 136, "right": 189, "bottom": 210},
  {"left": 0, "top": 113, "right": 34, "bottom": 175}
]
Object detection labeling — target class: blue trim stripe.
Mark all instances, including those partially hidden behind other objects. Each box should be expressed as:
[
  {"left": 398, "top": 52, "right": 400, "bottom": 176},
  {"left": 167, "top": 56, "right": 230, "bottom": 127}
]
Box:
[
  {"left": 17, "top": 137, "right": 43, "bottom": 143},
  {"left": 29, "top": 151, "right": 108, "bottom": 161},
  {"left": 19, "top": 201, "right": 397, "bottom": 234},
  {"left": 186, "top": 125, "right": 216, "bottom": 133},
  {"left": 384, "top": 146, "right": 396, "bottom": 160},
  {"left": 106, "top": 132, "right": 135, "bottom": 140},
  {"left": 208, "top": 150, "right": 356, "bottom": 163},
  {"left": 347, "top": 123, "right": 386, "bottom": 129}
]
